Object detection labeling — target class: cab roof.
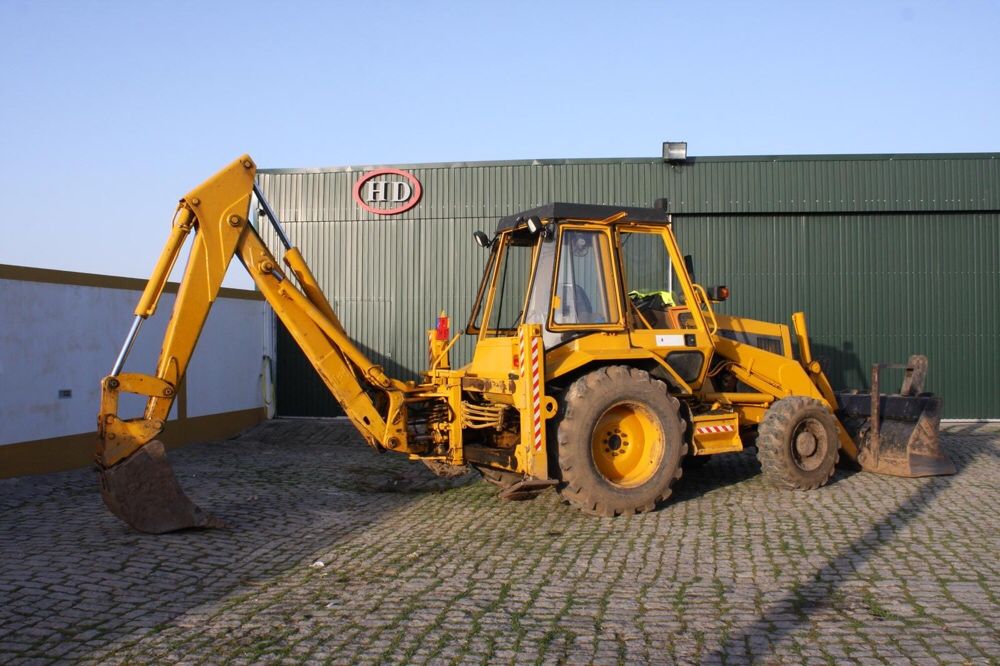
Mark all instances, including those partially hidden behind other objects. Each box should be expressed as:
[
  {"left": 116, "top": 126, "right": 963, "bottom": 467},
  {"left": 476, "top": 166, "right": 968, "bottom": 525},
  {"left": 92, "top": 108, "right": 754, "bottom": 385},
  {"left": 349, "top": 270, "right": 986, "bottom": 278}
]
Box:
[{"left": 496, "top": 202, "right": 669, "bottom": 233}]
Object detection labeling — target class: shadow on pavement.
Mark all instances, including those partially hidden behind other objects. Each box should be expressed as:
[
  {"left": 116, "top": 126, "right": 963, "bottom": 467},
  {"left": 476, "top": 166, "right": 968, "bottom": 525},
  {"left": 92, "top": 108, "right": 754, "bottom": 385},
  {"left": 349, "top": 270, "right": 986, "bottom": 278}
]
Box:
[
  {"left": 672, "top": 452, "right": 761, "bottom": 503},
  {"left": 0, "top": 419, "right": 460, "bottom": 661},
  {"left": 705, "top": 435, "right": 975, "bottom": 660},
  {"left": 672, "top": 445, "right": 859, "bottom": 507}
]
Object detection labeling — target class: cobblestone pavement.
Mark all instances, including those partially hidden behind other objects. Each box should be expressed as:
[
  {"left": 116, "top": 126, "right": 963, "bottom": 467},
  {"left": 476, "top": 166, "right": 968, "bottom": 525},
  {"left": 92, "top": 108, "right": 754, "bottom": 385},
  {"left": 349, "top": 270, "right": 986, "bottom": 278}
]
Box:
[{"left": 1, "top": 420, "right": 998, "bottom": 665}]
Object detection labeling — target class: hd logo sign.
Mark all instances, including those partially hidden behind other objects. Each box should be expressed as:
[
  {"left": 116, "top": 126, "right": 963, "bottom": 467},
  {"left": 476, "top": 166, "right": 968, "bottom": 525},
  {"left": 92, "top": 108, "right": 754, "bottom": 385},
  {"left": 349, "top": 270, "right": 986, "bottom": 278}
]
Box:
[{"left": 353, "top": 168, "right": 423, "bottom": 215}]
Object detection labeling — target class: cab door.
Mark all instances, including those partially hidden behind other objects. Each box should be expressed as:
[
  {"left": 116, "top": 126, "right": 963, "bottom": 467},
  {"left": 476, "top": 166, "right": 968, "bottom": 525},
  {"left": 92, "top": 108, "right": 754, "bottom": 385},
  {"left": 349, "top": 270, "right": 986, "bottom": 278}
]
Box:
[{"left": 618, "top": 225, "right": 714, "bottom": 392}]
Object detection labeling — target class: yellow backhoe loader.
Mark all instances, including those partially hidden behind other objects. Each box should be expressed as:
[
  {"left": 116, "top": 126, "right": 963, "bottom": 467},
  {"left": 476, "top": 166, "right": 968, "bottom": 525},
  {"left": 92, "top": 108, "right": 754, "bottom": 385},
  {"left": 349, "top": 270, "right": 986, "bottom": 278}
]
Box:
[{"left": 96, "top": 155, "right": 955, "bottom": 533}]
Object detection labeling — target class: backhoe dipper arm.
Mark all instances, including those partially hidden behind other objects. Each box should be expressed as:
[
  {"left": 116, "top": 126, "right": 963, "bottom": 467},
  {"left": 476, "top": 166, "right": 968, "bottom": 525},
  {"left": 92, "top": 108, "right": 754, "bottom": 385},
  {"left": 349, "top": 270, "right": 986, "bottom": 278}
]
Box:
[
  {"left": 97, "top": 155, "right": 409, "bottom": 533},
  {"left": 236, "top": 217, "right": 410, "bottom": 451},
  {"left": 98, "top": 156, "right": 258, "bottom": 468}
]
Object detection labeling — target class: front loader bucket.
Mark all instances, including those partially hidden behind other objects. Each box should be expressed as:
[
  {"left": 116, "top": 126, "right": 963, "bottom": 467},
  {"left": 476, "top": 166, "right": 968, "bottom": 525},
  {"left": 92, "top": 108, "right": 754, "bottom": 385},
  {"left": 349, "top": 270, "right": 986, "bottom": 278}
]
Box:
[
  {"left": 836, "top": 355, "right": 956, "bottom": 478},
  {"left": 98, "top": 440, "right": 224, "bottom": 534}
]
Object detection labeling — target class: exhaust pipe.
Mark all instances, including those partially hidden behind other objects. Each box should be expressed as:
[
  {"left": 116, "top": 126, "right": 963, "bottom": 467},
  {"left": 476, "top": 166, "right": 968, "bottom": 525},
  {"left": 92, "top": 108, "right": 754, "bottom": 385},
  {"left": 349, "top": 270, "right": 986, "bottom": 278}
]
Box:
[{"left": 836, "top": 355, "right": 956, "bottom": 478}]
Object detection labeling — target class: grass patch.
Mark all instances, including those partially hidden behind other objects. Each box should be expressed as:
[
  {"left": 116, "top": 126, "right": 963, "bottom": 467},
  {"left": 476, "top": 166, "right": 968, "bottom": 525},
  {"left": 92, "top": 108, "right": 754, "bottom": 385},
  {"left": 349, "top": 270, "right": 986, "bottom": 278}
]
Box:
[{"left": 861, "top": 591, "right": 899, "bottom": 621}]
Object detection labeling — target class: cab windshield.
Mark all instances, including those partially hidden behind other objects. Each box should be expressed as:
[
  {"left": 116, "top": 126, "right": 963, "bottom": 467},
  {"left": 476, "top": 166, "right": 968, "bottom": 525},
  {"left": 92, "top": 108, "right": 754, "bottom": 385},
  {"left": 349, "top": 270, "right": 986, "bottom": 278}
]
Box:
[{"left": 468, "top": 232, "right": 536, "bottom": 336}]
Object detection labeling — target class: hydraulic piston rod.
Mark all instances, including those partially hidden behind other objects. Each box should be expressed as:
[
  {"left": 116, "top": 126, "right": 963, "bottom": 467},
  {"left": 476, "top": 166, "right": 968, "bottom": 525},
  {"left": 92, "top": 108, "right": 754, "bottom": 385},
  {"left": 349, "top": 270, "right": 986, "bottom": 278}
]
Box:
[
  {"left": 110, "top": 315, "right": 143, "bottom": 376},
  {"left": 254, "top": 183, "right": 292, "bottom": 251},
  {"left": 111, "top": 207, "right": 196, "bottom": 376}
]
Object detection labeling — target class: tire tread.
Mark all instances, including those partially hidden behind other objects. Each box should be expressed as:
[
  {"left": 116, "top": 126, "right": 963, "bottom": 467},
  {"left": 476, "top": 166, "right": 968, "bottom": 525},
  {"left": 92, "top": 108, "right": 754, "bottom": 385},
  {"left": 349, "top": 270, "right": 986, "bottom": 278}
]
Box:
[
  {"left": 556, "top": 366, "right": 686, "bottom": 516},
  {"left": 756, "top": 396, "right": 839, "bottom": 490}
]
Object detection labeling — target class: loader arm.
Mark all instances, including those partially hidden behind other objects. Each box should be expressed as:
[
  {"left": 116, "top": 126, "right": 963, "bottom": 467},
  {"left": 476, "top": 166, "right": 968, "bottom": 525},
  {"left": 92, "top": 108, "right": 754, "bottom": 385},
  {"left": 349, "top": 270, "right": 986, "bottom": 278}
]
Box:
[
  {"left": 97, "top": 155, "right": 413, "bottom": 533},
  {"left": 706, "top": 311, "right": 952, "bottom": 478}
]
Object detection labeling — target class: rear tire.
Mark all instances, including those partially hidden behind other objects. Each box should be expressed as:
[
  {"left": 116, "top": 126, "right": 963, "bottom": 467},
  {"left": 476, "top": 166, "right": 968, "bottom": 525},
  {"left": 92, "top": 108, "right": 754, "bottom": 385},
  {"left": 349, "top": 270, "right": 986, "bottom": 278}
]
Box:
[
  {"left": 556, "top": 366, "right": 685, "bottom": 517},
  {"left": 756, "top": 396, "right": 839, "bottom": 490}
]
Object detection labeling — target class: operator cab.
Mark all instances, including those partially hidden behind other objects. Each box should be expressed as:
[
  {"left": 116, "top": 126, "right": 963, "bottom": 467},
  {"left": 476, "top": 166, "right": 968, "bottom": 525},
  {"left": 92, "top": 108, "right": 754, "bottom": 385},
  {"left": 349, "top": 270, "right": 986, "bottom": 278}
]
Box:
[{"left": 467, "top": 202, "right": 717, "bottom": 389}]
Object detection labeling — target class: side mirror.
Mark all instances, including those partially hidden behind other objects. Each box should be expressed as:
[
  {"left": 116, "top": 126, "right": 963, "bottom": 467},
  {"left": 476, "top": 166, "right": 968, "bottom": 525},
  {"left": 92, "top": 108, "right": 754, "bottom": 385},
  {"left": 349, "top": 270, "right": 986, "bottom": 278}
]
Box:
[
  {"left": 473, "top": 230, "right": 491, "bottom": 248},
  {"left": 706, "top": 285, "right": 730, "bottom": 302},
  {"left": 683, "top": 254, "right": 695, "bottom": 281}
]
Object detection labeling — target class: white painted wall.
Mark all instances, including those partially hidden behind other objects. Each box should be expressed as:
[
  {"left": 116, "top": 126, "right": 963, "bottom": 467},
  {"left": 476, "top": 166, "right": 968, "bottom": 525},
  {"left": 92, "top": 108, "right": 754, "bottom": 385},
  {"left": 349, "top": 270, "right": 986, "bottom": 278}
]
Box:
[
  {"left": 0, "top": 276, "right": 270, "bottom": 446},
  {"left": 187, "top": 297, "right": 270, "bottom": 418}
]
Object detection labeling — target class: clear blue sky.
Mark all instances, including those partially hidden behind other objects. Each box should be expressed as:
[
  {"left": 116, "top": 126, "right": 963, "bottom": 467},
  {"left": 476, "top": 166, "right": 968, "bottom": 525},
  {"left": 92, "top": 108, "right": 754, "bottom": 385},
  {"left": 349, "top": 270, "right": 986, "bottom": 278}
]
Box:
[{"left": 1, "top": 1, "right": 997, "bottom": 287}]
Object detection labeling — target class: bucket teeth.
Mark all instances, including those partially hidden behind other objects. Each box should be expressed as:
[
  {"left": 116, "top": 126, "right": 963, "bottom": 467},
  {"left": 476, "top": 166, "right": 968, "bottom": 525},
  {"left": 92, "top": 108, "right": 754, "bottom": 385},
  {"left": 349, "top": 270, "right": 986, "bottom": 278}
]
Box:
[{"left": 98, "top": 440, "right": 224, "bottom": 534}]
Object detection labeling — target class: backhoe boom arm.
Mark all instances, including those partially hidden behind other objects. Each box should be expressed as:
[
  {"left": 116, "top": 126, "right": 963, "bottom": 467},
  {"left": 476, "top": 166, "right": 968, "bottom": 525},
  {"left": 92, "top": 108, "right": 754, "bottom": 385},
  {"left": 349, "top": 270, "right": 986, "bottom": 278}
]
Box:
[{"left": 97, "top": 155, "right": 411, "bottom": 533}]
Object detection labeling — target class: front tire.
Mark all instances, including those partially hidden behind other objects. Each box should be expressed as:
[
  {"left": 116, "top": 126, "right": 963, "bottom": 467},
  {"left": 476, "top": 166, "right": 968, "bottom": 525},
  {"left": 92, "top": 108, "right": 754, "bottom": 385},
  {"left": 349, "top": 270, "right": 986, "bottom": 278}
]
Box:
[
  {"left": 556, "top": 366, "right": 685, "bottom": 517},
  {"left": 756, "top": 396, "right": 839, "bottom": 490}
]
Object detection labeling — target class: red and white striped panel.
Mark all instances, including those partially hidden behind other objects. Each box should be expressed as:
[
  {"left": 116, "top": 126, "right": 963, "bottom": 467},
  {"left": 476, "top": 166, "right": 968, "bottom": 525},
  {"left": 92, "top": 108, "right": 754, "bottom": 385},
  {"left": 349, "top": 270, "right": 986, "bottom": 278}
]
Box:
[
  {"left": 529, "top": 337, "right": 543, "bottom": 451},
  {"left": 695, "top": 424, "right": 736, "bottom": 435}
]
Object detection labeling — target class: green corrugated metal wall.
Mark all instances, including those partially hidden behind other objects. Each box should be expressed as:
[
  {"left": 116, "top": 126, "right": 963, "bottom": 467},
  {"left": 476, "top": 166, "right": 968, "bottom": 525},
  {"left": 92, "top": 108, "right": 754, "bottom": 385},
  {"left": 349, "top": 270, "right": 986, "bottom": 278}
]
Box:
[{"left": 258, "top": 153, "right": 999, "bottom": 419}]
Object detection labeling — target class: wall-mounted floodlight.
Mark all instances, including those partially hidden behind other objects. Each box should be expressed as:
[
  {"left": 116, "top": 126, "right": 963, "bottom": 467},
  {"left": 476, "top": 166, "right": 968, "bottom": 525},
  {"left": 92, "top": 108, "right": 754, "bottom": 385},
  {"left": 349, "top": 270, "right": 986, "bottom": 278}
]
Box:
[
  {"left": 473, "top": 230, "right": 491, "bottom": 248},
  {"left": 662, "top": 141, "right": 688, "bottom": 162}
]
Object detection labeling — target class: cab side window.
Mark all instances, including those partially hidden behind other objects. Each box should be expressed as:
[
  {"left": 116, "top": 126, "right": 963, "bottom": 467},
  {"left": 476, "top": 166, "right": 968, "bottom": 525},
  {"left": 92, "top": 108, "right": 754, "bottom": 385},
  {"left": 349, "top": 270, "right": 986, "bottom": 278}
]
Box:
[
  {"left": 553, "top": 230, "right": 619, "bottom": 326},
  {"left": 620, "top": 231, "right": 687, "bottom": 329}
]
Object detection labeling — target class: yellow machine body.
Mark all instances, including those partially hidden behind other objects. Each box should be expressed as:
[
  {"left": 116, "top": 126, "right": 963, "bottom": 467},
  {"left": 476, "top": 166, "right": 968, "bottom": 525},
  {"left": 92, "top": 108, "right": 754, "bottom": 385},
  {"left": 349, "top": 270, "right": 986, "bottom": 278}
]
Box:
[{"left": 96, "top": 156, "right": 953, "bottom": 532}]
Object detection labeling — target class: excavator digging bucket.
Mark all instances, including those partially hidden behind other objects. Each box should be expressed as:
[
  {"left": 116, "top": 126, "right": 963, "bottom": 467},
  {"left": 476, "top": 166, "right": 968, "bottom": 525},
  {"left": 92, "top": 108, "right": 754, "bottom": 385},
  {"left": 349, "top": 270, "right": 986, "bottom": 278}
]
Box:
[
  {"left": 835, "top": 355, "right": 956, "bottom": 478},
  {"left": 98, "top": 440, "right": 224, "bottom": 534}
]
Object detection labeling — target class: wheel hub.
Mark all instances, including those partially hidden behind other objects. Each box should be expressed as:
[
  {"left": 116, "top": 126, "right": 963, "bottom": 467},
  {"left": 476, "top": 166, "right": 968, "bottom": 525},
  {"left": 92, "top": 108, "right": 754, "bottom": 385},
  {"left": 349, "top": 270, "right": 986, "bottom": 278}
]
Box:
[
  {"left": 603, "top": 431, "right": 629, "bottom": 456},
  {"left": 791, "top": 418, "right": 827, "bottom": 471},
  {"left": 794, "top": 431, "right": 817, "bottom": 458},
  {"left": 591, "top": 403, "right": 664, "bottom": 487}
]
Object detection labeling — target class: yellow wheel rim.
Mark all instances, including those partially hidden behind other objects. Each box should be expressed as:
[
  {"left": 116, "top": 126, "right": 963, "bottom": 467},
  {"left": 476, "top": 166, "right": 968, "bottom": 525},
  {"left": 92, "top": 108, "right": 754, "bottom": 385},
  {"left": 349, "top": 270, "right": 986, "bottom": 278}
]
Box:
[{"left": 591, "top": 402, "right": 664, "bottom": 487}]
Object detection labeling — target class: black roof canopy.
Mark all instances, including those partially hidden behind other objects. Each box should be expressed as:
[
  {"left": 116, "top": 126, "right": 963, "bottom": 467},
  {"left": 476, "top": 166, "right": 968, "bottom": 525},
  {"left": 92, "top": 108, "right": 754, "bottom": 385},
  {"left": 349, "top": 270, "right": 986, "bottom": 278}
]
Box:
[{"left": 496, "top": 202, "right": 669, "bottom": 232}]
